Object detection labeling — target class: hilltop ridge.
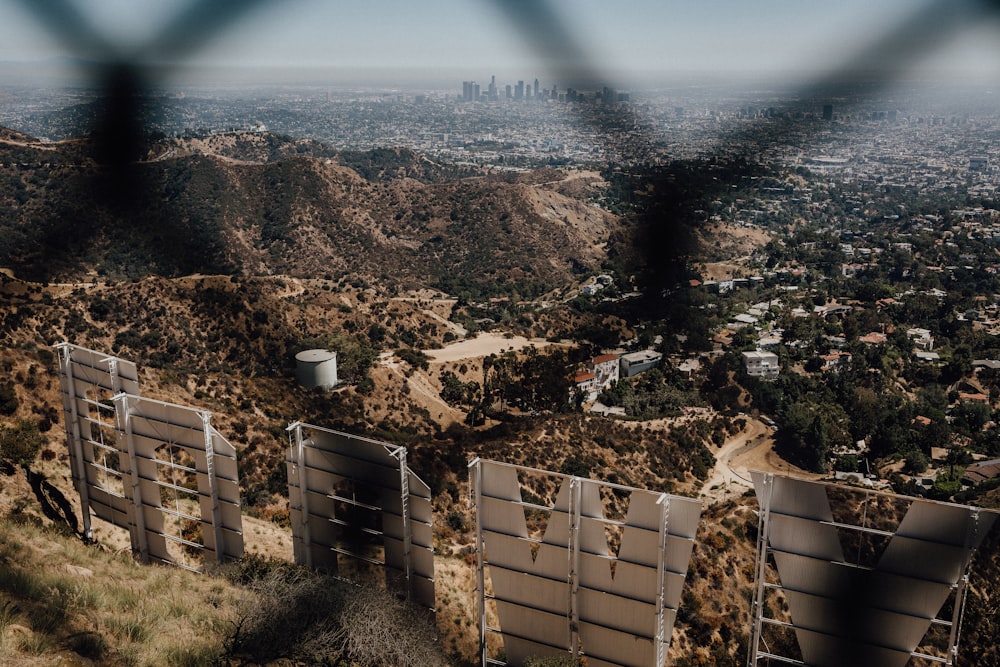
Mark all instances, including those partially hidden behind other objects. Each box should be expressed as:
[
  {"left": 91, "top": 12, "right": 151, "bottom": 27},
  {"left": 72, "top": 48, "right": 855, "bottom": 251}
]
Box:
[{"left": 0, "top": 126, "right": 617, "bottom": 295}]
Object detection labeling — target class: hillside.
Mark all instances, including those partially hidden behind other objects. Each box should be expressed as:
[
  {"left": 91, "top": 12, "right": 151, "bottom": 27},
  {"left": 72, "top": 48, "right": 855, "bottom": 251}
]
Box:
[
  {"left": 2, "top": 288, "right": 998, "bottom": 666},
  {"left": 1, "top": 124, "right": 999, "bottom": 666},
  {"left": 0, "top": 128, "right": 616, "bottom": 297}
]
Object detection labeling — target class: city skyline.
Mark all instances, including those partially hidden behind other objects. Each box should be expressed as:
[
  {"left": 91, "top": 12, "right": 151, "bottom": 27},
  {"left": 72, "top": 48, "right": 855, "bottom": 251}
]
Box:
[{"left": 0, "top": 0, "right": 998, "bottom": 89}]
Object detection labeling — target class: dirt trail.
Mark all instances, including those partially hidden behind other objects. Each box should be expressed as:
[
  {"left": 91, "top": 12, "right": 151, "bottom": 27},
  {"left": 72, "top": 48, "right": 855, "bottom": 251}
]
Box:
[
  {"left": 700, "top": 416, "right": 823, "bottom": 504},
  {"left": 699, "top": 418, "right": 769, "bottom": 501}
]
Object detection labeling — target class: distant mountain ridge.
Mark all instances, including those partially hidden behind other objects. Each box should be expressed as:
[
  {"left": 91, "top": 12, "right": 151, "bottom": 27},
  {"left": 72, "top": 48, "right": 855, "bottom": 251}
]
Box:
[{"left": 0, "top": 126, "right": 617, "bottom": 296}]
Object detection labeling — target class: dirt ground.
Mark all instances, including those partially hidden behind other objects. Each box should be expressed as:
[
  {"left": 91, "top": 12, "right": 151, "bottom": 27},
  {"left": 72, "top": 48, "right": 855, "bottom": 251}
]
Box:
[
  {"left": 423, "top": 333, "right": 556, "bottom": 364},
  {"left": 699, "top": 415, "right": 822, "bottom": 503}
]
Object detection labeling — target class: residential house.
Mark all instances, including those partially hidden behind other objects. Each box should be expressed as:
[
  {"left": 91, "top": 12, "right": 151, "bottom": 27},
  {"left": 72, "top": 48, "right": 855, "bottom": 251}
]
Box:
[
  {"left": 963, "top": 459, "right": 1000, "bottom": 486},
  {"left": 570, "top": 371, "right": 598, "bottom": 403},
  {"left": 592, "top": 354, "right": 620, "bottom": 388},
  {"left": 742, "top": 350, "right": 780, "bottom": 379},
  {"left": 859, "top": 332, "right": 888, "bottom": 345},
  {"left": 907, "top": 328, "right": 934, "bottom": 350},
  {"left": 620, "top": 350, "right": 663, "bottom": 378},
  {"left": 820, "top": 350, "right": 852, "bottom": 372}
]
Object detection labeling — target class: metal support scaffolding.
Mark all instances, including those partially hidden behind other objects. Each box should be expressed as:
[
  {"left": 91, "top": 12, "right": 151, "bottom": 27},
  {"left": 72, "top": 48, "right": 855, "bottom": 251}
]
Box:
[
  {"left": 747, "top": 472, "right": 773, "bottom": 667},
  {"left": 285, "top": 422, "right": 435, "bottom": 611},
  {"left": 57, "top": 344, "right": 242, "bottom": 570},
  {"left": 747, "top": 471, "right": 998, "bottom": 667},
  {"left": 470, "top": 458, "right": 701, "bottom": 667},
  {"left": 114, "top": 393, "right": 148, "bottom": 560}
]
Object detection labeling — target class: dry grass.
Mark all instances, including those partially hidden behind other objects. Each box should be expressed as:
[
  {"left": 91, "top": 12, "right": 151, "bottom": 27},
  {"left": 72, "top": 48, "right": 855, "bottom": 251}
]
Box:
[{"left": 0, "top": 517, "right": 246, "bottom": 666}]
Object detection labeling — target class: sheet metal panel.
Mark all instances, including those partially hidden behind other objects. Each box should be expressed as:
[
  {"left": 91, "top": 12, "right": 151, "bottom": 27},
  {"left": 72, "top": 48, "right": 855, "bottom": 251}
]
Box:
[
  {"left": 87, "top": 486, "right": 130, "bottom": 528},
  {"left": 495, "top": 601, "right": 571, "bottom": 650},
  {"left": 783, "top": 588, "right": 933, "bottom": 653},
  {"left": 579, "top": 556, "right": 655, "bottom": 603},
  {"left": 793, "top": 626, "right": 913, "bottom": 667},
  {"left": 477, "top": 460, "right": 703, "bottom": 667},
  {"left": 286, "top": 423, "right": 435, "bottom": 609},
  {"left": 573, "top": 482, "right": 610, "bottom": 556},
  {"left": 578, "top": 621, "right": 656, "bottom": 667},
  {"left": 664, "top": 495, "right": 702, "bottom": 540},
  {"left": 480, "top": 496, "right": 530, "bottom": 540},
  {"left": 753, "top": 472, "right": 834, "bottom": 521},
  {"left": 502, "top": 636, "right": 568, "bottom": 667},
  {"left": 894, "top": 500, "right": 991, "bottom": 545},
  {"left": 753, "top": 473, "right": 999, "bottom": 667},
  {"left": 879, "top": 535, "right": 973, "bottom": 583},
  {"left": 489, "top": 566, "right": 569, "bottom": 616},
  {"left": 663, "top": 534, "right": 696, "bottom": 583},
  {"left": 120, "top": 396, "right": 243, "bottom": 565},
  {"left": 480, "top": 460, "right": 523, "bottom": 501},
  {"left": 303, "top": 447, "right": 399, "bottom": 489},
  {"left": 60, "top": 344, "right": 141, "bottom": 396},
  {"left": 307, "top": 428, "right": 404, "bottom": 468},
  {"left": 578, "top": 588, "right": 656, "bottom": 637},
  {"left": 768, "top": 514, "right": 844, "bottom": 561}
]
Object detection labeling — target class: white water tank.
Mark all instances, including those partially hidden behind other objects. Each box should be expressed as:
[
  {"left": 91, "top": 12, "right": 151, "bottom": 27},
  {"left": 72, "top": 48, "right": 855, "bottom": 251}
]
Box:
[{"left": 295, "top": 349, "right": 338, "bottom": 389}]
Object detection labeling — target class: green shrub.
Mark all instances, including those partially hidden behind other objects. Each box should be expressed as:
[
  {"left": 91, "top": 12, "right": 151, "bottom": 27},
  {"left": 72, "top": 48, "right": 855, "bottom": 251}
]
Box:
[{"left": 0, "top": 420, "right": 44, "bottom": 466}]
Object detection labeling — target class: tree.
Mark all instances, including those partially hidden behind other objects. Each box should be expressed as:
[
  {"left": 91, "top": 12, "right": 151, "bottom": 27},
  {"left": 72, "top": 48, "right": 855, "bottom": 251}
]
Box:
[
  {"left": 904, "top": 450, "right": 929, "bottom": 475},
  {"left": 775, "top": 401, "right": 850, "bottom": 473}
]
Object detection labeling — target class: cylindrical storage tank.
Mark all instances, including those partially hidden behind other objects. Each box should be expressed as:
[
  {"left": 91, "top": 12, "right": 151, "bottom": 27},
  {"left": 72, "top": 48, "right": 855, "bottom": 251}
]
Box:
[{"left": 295, "top": 349, "right": 338, "bottom": 390}]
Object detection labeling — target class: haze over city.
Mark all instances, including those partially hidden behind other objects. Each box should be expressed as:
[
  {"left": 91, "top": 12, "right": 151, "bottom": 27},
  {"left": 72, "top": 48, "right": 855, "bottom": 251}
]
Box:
[{"left": 0, "top": 0, "right": 999, "bottom": 88}]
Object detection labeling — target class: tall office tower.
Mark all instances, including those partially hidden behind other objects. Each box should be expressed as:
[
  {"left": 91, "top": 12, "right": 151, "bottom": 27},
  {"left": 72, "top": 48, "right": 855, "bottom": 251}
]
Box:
[
  {"left": 505, "top": 84, "right": 512, "bottom": 99},
  {"left": 534, "top": 78, "right": 539, "bottom": 99},
  {"left": 462, "top": 81, "right": 472, "bottom": 101},
  {"left": 488, "top": 75, "right": 497, "bottom": 101},
  {"left": 515, "top": 80, "right": 524, "bottom": 100},
  {"left": 822, "top": 104, "right": 833, "bottom": 121},
  {"left": 603, "top": 86, "right": 616, "bottom": 104},
  {"left": 551, "top": 85, "right": 557, "bottom": 100},
  {"left": 474, "top": 83, "right": 481, "bottom": 101}
]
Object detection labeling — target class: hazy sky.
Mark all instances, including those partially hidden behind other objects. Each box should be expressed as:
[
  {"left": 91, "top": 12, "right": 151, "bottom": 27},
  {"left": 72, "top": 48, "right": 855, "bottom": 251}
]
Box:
[{"left": 0, "top": 0, "right": 997, "bottom": 87}]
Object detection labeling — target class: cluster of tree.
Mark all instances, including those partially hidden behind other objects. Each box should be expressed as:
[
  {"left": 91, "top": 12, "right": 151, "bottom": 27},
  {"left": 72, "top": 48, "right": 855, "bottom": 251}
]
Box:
[
  {"left": 438, "top": 371, "right": 481, "bottom": 408},
  {"left": 598, "top": 367, "right": 701, "bottom": 420},
  {"left": 700, "top": 345, "right": 1000, "bottom": 484},
  {"left": 473, "top": 348, "right": 577, "bottom": 423},
  {"left": 0, "top": 419, "right": 44, "bottom": 466}
]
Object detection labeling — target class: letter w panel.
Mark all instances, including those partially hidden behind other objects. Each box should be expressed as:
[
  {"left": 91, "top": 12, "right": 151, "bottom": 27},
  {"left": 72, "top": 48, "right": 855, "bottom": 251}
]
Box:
[
  {"left": 471, "top": 458, "right": 701, "bottom": 667},
  {"left": 749, "top": 472, "right": 998, "bottom": 667}
]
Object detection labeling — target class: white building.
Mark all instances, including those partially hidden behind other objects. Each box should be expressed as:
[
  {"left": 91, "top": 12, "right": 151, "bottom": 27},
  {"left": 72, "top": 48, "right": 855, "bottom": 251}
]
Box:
[
  {"left": 620, "top": 350, "right": 663, "bottom": 377},
  {"left": 592, "top": 354, "right": 620, "bottom": 388},
  {"left": 742, "top": 350, "right": 780, "bottom": 379}
]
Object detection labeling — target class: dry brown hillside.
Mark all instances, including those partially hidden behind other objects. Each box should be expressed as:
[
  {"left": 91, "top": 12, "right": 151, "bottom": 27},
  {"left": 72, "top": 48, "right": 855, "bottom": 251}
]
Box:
[{"left": 0, "top": 129, "right": 618, "bottom": 297}]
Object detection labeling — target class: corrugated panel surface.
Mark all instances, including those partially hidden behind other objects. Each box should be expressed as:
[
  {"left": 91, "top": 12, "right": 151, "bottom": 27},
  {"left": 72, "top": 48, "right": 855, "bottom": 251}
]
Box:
[
  {"left": 123, "top": 396, "right": 244, "bottom": 565},
  {"left": 57, "top": 344, "right": 140, "bottom": 531}
]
